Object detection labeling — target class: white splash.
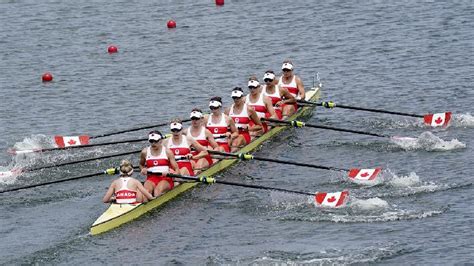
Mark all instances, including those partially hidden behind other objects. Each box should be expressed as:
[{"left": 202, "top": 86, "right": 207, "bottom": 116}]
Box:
[
  {"left": 391, "top": 131, "right": 466, "bottom": 151},
  {"left": 452, "top": 113, "right": 474, "bottom": 127},
  {"left": 0, "top": 167, "right": 21, "bottom": 185},
  {"left": 351, "top": 197, "right": 389, "bottom": 210},
  {"left": 389, "top": 172, "right": 421, "bottom": 187},
  {"left": 9, "top": 134, "right": 54, "bottom": 155}
]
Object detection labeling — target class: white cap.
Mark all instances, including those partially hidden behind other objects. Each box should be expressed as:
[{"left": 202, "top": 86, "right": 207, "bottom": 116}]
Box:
[
  {"left": 263, "top": 72, "right": 275, "bottom": 81},
  {"left": 231, "top": 89, "right": 244, "bottom": 98},
  {"left": 148, "top": 132, "right": 162, "bottom": 141},
  {"left": 282, "top": 62, "right": 294, "bottom": 70},
  {"left": 170, "top": 122, "right": 183, "bottom": 131},
  {"left": 209, "top": 100, "right": 222, "bottom": 108},
  {"left": 190, "top": 110, "right": 203, "bottom": 119},
  {"left": 248, "top": 80, "right": 260, "bottom": 88}
]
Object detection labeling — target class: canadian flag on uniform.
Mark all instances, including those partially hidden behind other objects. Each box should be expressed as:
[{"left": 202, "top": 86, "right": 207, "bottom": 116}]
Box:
[
  {"left": 54, "top": 135, "right": 90, "bottom": 148},
  {"left": 423, "top": 112, "right": 451, "bottom": 127},
  {"left": 314, "top": 191, "right": 349, "bottom": 208},
  {"left": 348, "top": 168, "right": 382, "bottom": 181}
]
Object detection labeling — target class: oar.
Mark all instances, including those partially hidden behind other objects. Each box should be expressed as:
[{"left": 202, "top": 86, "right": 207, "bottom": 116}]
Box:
[
  {"left": 298, "top": 100, "right": 451, "bottom": 127},
  {"left": 207, "top": 150, "right": 382, "bottom": 184},
  {"left": 0, "top": 149, "right": 142, "bottom": 177},
  {"left": 166, "top": 173, "right": 349, "bottom": 208},
  {"left": 262, "top": 117, "right": 391, "bottom": 138},
  {"left": 52, "top": 119, "right": 191, "bottom": 148},
  {"left": 0, "top": 167, "right": 119, "bottom": 194},
  {"left": 9, "top": 138, "right": 148, "bottom": 155}
]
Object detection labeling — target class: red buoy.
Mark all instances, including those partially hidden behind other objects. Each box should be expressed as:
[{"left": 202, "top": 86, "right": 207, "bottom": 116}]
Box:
[
  {"left": 107, "top": 45, "right": 118, "bottom": 53},
  {"left": 167, "top": 20, "right": 176, "bottom": 29},
  {"left": 42, "top": 72, "right": 53, "bottom": 82},
  {"left": 215, "top": 0, "right": 224, "bottom": 6}
]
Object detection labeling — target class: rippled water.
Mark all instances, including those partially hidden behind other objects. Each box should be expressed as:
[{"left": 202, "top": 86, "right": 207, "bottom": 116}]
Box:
[{"left": 1, "top": 0, "right": 473, "bottom": 264}]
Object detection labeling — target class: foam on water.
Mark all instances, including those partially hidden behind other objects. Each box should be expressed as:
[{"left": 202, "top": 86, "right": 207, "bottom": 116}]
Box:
[
  {"left": 390, "top": 131, "right": 466, "bottom": 151},
  {"left": 452, "top": 113, "right": 474, "bottom": 128},
  {"left": 10, "top": 134, "right": 55, "bottom": 153},
  {"left": 350, "top": 197, "right": 389, "bottom": 210}
]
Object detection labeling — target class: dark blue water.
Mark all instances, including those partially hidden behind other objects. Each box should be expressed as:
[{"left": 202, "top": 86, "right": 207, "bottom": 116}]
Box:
[{"left": 1, "top": 0, "right": 473, "bottom": 264}]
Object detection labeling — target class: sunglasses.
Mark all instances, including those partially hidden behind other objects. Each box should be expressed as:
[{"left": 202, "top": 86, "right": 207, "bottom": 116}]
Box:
[
  {"left": 170, "top": 128, "right": 182, "bottom": 132},
  {"left": 248, "top": 86, "right": 257, "bottom": 90},
  {"left": 209, "top": 106, "right": 220, "bottom": 110},
  {"left": 282, "top": 69, "right": 291, "bottom": 72},
  {"left": 149, "top": 139, "right": 160, "bottom": 144},
  {"left": 232, "top": 96, "right": 242, "bottom": 100},
  {"left": 191, "top": 117, "right": 201, "bottom": 121},
  {"left": 263, "top": 78, "right": 273, "bottom": 83}
]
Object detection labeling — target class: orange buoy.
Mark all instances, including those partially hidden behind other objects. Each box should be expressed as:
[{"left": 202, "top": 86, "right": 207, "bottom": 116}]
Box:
[
  {"left": 42, "top": 72, "right": 53, "bottom": 82},
  {"left": 167, "top": 20, "right": 176, "bottom": 29},
  {"left": 108, "top": 45, "right": 118, "bottom": 53},
  {"left": 215, "top": 0, "right": 224, "bottom": 6}
]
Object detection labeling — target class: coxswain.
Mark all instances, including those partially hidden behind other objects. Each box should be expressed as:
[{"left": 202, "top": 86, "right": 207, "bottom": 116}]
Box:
[
  {"left": 139, "top": 131, "right": 180, "bottom": 196},
  {"left": 262, "top": 70, "right": 296, "bottom": 119},
  {"left": 277, "top": 60, "right": 305, "bottom": 117},
  {"left": 225, "top": 87, "right": 262, "bottom": 151},
  {"left": 204, "top": 96, "right": 238, "bottom": 152},
  {"left": 245, "top": 76, "right": 277, "bottom": 135},
  {"left": 103, "top": 160, "right": 155, "bottom": 204},
  {"left": 164, "top": 118, "right": 208, "bottom": 176},
  {"left": 186, "top": 108, "right": 219, "bottom": 169}
]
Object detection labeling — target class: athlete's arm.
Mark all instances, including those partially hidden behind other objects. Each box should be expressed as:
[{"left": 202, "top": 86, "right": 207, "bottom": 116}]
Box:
[
  {"left": 248, "top": 107, "right": 262, "bottom": 132},
  {"left": 166, "top": 148, "right": 180, "bottom": 174},
  {"left": 102, "top": 181, "right": 116, "bottom": 203},
  {"left": 264, "top": 96, "right": 278, "bottom": 119},
  {"left": 188, "top": 136, "right": 208, "bottom": 160},
  {"left": 205, "top": 129, "right": 219, "bottom": 149},
  {"left": 134, "top": 179, "right": 155, "bottom": 200},
  {"left": 279, "top": 87, "right": 296, "bottom": 105},
  {"left": 295, "top": 76, "right": 305, "bottom": 100},
  {"left": 139, "top": 148, "right": 147, "bottom": 176}
]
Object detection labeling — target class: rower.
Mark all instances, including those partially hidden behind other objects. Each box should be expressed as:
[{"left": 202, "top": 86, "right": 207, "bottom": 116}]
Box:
[
  {"left": 103, "top": 160, "right": 154, "bottom": 204},
  {"left": 277, "top": 60, "right": 305, "bottom": 117},
  {"left": 245, "top": 76, "right": 277, "bottom": 135},
  {"left": 186, "top": 108, "right": 219, "bottom": 169},
  {"left": 262, "top": 70, "right": 296, "bottom": 119},
  {"left": 204, "top": 96, "right": 238, "bottom": 152},
  {"left": 139, "top": 131, "right": 180, "bottom": 196},
  {"left": 225, "top": 87, "right": 262, "bottom": 151},
  {"left": 164, "top": 118, "right": 208, "bottom": 176}
]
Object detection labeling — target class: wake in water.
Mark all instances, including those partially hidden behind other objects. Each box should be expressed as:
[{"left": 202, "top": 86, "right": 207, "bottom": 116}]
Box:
[
  {"left": 390, "top": 131, "right": 466, "bottom": 151},
  {"left": 368, "top": 113, "right": 474, "bottom": 129}
]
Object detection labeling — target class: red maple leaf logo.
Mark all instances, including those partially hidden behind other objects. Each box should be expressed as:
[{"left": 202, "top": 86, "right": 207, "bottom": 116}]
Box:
[
  {"left": 67, "top": 139, "right": 77, "bottom": 145},
  {"left": 327, "top": 196, "right": 336, "bottom": 202},
  {"left": 435, "top": 117, "right": 443, "bottom": 124},
  {"left": 361, "top": 172, "right": 369, "bottom": 177}
]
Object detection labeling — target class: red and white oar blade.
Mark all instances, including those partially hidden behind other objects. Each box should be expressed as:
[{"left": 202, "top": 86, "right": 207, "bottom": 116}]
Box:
[
  {"left": 54, "top": 135, "right": 90, "bottom": 148},
  {"left": 7, "top": 148, "right": 41, "bottom": 155},
  {"left": 348, "top": 168, "right": 382, "bottom": 183},
  {"left": 314, "top": 190, "right": 349, "bottom": 208},
  {"left": 423, "top": 112, "right": 451, "bottom": 127}
]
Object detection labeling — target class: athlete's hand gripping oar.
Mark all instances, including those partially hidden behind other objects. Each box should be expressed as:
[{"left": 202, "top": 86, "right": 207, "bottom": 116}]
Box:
[
  {"left": 52, "top": 119, "right": 191, "bottom": 148},
  {"left": 0, "top": 149, "right": 142, "bottom": 178},
  {"left": 0, "top": 167, "right": 121, "bottom": 194},
  {"left": 297, "top": 100, "right": 451, "bottom": 128},
  {"left": 207, "top": 150, "right": 382, "bottom": 184},
  {"left": 166, "top": 173, "right": 349, "bottom": 208}
]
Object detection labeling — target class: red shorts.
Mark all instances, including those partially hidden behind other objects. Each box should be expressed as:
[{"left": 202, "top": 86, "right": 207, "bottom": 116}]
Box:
[
  {"left": 275, "top": 109, "right": 283, "bottom": 119},
  {"left": 249, "top": 120, "right": 268, "bottom": 134},
  {"left": 146, "top": 175, "right": 174, "bottom": 189},
  {"left": 239, "top": 130, "right": 251, "bottom": 144},
  {"left": 192, "top": 151, "right": 214, "bottom": 166},
  {"left": 177, "top": 161, "right": 194, "bottom": 176},
  {"left": 217, "top": 142, "right": 230, "bottom": 152}
]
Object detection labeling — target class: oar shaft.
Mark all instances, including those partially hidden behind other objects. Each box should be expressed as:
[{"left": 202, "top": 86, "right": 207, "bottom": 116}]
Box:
[
  {"left": 167, "top": 173, "right": 314, "bottom": 196},
  {"left": 262, "top": 118, "right": 390, "bottom": 138},
  {"left": 91, "top": 119, "right": 191, "bottom": 139},
  {"left": 36, "top": 138, "right": 147, "bottom": 153},
  {"left": 208, "top": 150, "right": 348, "bottom": 172},
  {"left": 27, "top": 149, "right": 142, "bottom": 172}
]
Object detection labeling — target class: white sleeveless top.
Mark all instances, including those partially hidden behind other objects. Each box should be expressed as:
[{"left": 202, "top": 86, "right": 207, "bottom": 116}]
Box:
[
  {"left": 146, "top": 146, "right": 169, "bottom": 173},
  {"left": 115, "top": 177, "right": 137, "bottom": 204}
]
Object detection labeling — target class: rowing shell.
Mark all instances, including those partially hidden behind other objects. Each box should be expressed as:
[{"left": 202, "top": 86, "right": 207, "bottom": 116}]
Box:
[{"left": 90, "top": 86, "right": 322, "bottom": 235}]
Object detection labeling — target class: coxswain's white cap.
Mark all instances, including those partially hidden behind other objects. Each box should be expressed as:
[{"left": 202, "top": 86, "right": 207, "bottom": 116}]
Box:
[
  {"left": 190, "top": 110, "right": 203, "bottom": 119},
  {"left": 231, "top": 88, "right": 244, "bottom": 98},
  {"left": 263, "top": 72, "right": 276, "bottom": 81},
  {"left": 282, "top": 62, "right": 294, "bottom": 70},
  {"left": 209, "top": 100, "right": 222, "bottom": 108},
  {"left": 148, "top": 132, "right": 162, "bottom": 141},
  {"left": 248, "top": 80, "right": 260, "bottom": 87},
  {"left": 170, "top": 122, "right": 183, "bottom": 131}
]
